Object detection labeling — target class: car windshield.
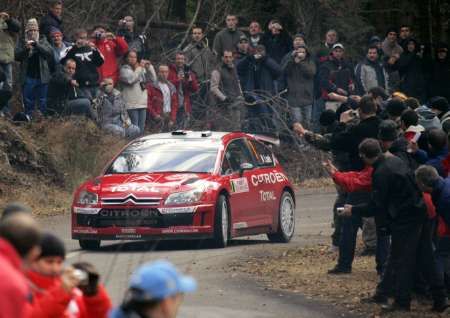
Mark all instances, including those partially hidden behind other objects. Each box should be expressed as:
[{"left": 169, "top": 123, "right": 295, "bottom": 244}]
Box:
[{"left": 105, "top": 138, "right": 220, "bottom": 174}]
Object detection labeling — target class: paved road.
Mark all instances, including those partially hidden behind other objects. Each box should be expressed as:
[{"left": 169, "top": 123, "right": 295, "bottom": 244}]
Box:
[{"left": 39, "top": 189, "right": 355, "bottom": 318}]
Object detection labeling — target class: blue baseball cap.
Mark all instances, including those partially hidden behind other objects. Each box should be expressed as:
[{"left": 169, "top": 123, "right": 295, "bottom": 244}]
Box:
[{"left": 129, "top": 260, "right": 197, "bottom": 301}]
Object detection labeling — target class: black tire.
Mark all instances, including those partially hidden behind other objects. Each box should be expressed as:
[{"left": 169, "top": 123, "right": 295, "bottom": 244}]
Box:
[
  {"left": 79, "top": 239, "right": 101, "bottom": 250},
  {"left": 212, "top": 194, "right": 230, "bottom": 248},
  {"left": 267, "top": 191, "right": 295, "bottom": 243}
]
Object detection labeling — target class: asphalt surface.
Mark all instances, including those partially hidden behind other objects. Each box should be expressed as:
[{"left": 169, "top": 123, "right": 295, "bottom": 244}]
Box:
[{"left": 39, "top": 189, "right": 356, "bottom": 318}]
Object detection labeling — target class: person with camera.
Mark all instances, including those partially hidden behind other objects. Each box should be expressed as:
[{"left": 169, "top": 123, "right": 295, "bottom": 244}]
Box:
[
  {"left": 282, "top": 44, "right": 316, "bottom": 129},
  {"left": 168, "top": 51, "right": 199, "bottom": 129},
  {"left": 120, "top": 50, "right": 156, "bottom": 134},
  {"left": 25, "top": 232, "right": 112, "bottom": 318},
  {"left": 97, "top": 77, "right": 140, "bottom": 139},
  {"left": 117, "top": 16, "right": 146, "bottom": 59},
  {"left": 61, "top": 28, "right": 104, "bottom": 101},
  {"left": 0, "top": 11, "right": 20, "bottom": 118},
  {"left": 147, "top": 64, "right": 178, "bottom": 131},
  {"left": 91, "top": 25, "right": 128, "bottom": 85},
  {"left": 15, "top": 18, "right": 54, "bottom": 119},
  {"left": 261, "top": 19, "right": 292, "bottom": 65},
  {"left": 110, "top": 260, "right": 196, "bottom": 318}
]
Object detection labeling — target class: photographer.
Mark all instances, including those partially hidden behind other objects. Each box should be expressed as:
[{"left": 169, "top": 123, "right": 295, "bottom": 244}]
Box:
[
  {"left": 92, "top": 25, "right": 129, "bottom": 85},
  {"left": 15, "top": 18, "right": 54, "bottom": 119},
  {"left": 117, "top": 16, "right": 146, "bottom": 59},
  {"left": 61, "top": 28, "right": 104, "bottom": 100},
  {"left": 283, "top": 44, "right": 316, "bottom": 129},
  {"left": 168, "top": 51, "right": 199, "bottom": 129},
  {"left": 120, "top": 50, "right": 156, "bottom": 134},
  {"left": 25, "top": 232, "right": 112, "bottom": 318}
]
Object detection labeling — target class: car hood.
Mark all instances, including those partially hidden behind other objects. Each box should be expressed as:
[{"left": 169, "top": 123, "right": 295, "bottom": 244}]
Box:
[{"left": 96, "top": 172, "right": 213, "bottom": 198}]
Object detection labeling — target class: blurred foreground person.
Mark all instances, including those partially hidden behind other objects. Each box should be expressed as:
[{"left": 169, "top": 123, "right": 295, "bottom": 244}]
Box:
[{"left": 110, "top": 260, "right": 197, "bottom": 318}]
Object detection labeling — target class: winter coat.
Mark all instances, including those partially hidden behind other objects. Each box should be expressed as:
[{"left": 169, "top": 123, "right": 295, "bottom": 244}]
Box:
[
  {"left": 212, "top": 28, "right": 244, "bottom": 58},
  {"left": 15, "top": 37, "right": 54, "bottom": 84},
  {"left": 352, "top": 155, "right": 427, "bottom": 230},
  {"left": 438, "top": 110, "right": 450, "bottom": 134},
  {"left": 318, "top": 57, "right": 355, "bottom": 100},
  {"left": 61, "top": 45, "right": 104, "bottom": 87},
  {"left": 428, "top": 56, "right": 450, "bottom": 101},
  {"left": 147, "top": 81, "right": 178, "bottom": 121},
  {"left": 397, "top": 52, "right": 426, "bottom": 102},
  {"left": 183, "top": 41, "right": 216, "bottom": 82},
  {"left": 381, "top": 39, "right": 403, "bottom": 58},
  {"left": 117, "top": 29, "right": 145, "bottom": 59},
  {"left": 119, "top": 64, "right": 155, "bottom": 110},
  {"left": 98, "top": 90, "right": 131, "bottom": 128},
  {"left": 47, "top": 70, "right": 89, "bottom": 113},
  {"left": 26, "top": 269, "right": 111, "bottom": 318},
  {"left": 236, "top": 55, "right": 282, "bottom": 97},
  {"left": 93, "top": 37, "right": 128, "bottom": 84},
  {"left": 40, "top": 12, "right": 64, "bottom": 41},
  {"left": 414, "top": 146, "right": 449, "bottom": 177},
  {"left": 333, "top": 165, "right": 373, "bottom": 193},
  {"left": 0, "top": 17, "right": 20, "bottom": 64},
  {"left": 210, "top": 63, "right": 242, "bottom": 103},
  {"left": 261, "top": 31, "right": 293, "bottom": 64},
  {"left": 282, "top": 54, "right": 316, "bottom": 107},
  {"left": 416, "top": 105, "right": 442, "bottom": 130},
  {"left": 431, "top": 177, "right": 450, "bottom": 237},
  {"left": 168, "top": 64, "right": 199, "bottom": 115},
  {"left": 331, "top": 116, "right": 381, "bottom": 170},
  {"left": 355, "top": 58, "right": 389, "bottom": 94}
]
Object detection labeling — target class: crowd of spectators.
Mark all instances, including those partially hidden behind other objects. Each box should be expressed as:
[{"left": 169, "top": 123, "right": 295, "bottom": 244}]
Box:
[{"left": 0, "top": 1, "right": 450, "bottom": 315}]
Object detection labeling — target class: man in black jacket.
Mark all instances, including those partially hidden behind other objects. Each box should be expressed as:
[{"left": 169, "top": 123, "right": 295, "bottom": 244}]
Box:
[
  {"left": 61, "top": 28, "right": 104, "bottom": 100},
  {"left": 39, "top": 0, "right": 64, "bottom": 41},
  {"left": 343, "top": 139, "right": 448, "bottom": 313}
]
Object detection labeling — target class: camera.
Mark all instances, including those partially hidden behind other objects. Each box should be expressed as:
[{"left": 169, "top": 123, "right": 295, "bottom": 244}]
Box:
[
  {"left": 94, "top": 31, "right": 103, "bottom": 40},
  {"left": 139, "top": 82, "right": 147, "bottom": 91},
  {"left": 183, "top": 64, "right": 190, "bottom": 78},
  {"left": 336, "top": 207, "right": 345, "bottom": 215},
  {"left": 73, "top": 269, "right": 89, "bottom": 286}
]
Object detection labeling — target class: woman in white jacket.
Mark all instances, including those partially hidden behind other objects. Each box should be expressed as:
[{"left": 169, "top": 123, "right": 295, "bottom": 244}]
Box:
[{"left": 119, "top": 50, "right": 156, "bottom": 134}]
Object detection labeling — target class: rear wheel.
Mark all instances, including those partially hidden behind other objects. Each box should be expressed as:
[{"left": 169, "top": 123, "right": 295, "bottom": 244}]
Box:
[
  {"left": 267, "top": 191, "right": 295, "bottom": 243},
  {"left": 79, "top": 239, "right": 101, "bottom": 250},
  {"left": 213, "top": 194, "right": 230, "bottom": 248}
]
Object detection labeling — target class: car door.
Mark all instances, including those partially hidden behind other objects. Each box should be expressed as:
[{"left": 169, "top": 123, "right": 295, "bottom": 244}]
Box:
[
  {"left": 246, "top": 139, "right": 279, "bottom": 225},
  {"left": 220, "top": 139, "right": 260, "bottom": 230}
]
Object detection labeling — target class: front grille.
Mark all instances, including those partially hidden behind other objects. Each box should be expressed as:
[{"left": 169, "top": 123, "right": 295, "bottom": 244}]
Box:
[
  {"left": 101, "top": 195, "right": 161, "bottom": 206},
  {"left": 76, "top": 208, "right": 193, "bottom": 228}
]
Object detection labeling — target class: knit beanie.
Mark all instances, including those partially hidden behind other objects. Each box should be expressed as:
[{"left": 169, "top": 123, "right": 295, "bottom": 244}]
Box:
[
  {"left": 293, "top": 33, "right": 306, "bottom": 42},
  {"left": 25, "top": 18, "right": 39, "bottom": 32},
  {"left": 49, "top": 27, "right": 63, "bottom": 37},
  {"left": 39, "top": 233, "right": 66, "bottom": 259}
]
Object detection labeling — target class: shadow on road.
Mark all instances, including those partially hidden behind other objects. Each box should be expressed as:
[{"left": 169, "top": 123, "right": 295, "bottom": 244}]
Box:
[{"left": 87, "top": 238, "right": 270, "bottom": 253}]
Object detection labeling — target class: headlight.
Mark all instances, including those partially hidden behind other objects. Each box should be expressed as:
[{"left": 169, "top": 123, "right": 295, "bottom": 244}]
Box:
[
  {"left": 164, "top": 188, "right": 204, "bottom": 205},
  {"left": 77, "top": 190, "right": 98, "bottom": 205}
]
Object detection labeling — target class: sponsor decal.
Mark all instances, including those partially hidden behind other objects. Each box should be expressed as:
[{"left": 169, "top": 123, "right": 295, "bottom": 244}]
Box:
[
  {"left": 165, "top": 174, "right": 199, "bottom": 181},
  {"left": 158, "top": 207, "right": 196, "bottom": 214},
  {"left": 230, "top": 177, "right": 250, "bottom": 193},
  {"left": 73, "top": 228, "right": 98, "bottom": 234},
  {"left": 74, "top": 207, "right": 101, "bottom": 214},
  {"left": 99, "top": 209, "right": 159, "bottom": 218},
  {"left": 161, "top": 227, "right": 199, "bottom": 234},
  {"left": 260, "top": 154, "right": 273, "bottom": 164},
  {"left": 111, "top": 184, "right": 161, "bottom": 193},
  {"left": 233, "top": 222, "right": 248, "bottom": 229},
  {"left": 251, "top": 171, "right": 288, "bottom": 186},
  {"left": 121, "top": 228, "right": 136, "bottom": 234},
  {"left": 115, "top": 234, "right": 142, "bottom": 239},
  {"left": 260, "top": 190, "right": 277, "bottom": 202}
]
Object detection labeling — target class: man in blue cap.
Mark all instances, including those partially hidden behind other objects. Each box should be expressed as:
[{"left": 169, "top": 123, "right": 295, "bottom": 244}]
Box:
[{"left": 110, "top": 260, "right": 197, "bottom": 318}]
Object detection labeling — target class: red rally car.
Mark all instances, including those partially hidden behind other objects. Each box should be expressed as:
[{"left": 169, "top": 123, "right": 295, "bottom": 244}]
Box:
[{"left": 72, "top": 131, "right": 296, "bottom": 250}]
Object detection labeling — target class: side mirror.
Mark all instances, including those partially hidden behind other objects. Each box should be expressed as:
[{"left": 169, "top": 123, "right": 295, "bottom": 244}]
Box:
[{"left": 239, "top": 162, "right": 254, "bottom": 176}]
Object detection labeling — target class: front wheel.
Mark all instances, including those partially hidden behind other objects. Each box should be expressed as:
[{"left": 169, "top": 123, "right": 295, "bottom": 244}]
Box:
[
  {"left": 79, "top": 239, "right": 101, "bottom": 250},
  {"left": 267, "top": 191, "right": 295, "bottom": 243},
  {"left": 212, "top": 194, "right": 230, "bottom": 248}
]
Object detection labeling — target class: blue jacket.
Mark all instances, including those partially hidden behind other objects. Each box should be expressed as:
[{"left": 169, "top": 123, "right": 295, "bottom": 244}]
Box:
[{"left": 414, "top": 146, "right": 449, "bottom": 177}]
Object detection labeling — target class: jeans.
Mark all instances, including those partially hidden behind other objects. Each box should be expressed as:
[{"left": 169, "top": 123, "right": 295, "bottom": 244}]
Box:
[
  {"left": 66, "top": 98, "right": 96, "bottom": 120},
  {"left": 23, "top": 77, "right": 48, "bottom": 116},
  {"left": 376, "top": 219, "right": 447, "bottom": 306},
  {"left": 436, "top": 237, "right": 450, "bottom": 294},
  {"left": 80, "top": 86, "right": 100, "bottom": 101},
  {"left": 291, "top": 105, "right": 313, "bottom": 129},
  {"left": 0, "top": 63, "right": 13, "bottom": 113},
  {"left": 103, "top": 123, "right": 140, "bottom": 139},
  {"left": 312, "top": 98, "right": 325, "bottom": 132},
  {"left": 127, "top": 108, "right": 147, "bottom": 134},
  {"left": 245, "top": 103, "right": 274, "bottom": 133},
  {"left": 362, "top": 217, "right": 377, "bottom": 249},
  {"left": 331, "top": 190, "right": 347, "bottom": 247}
]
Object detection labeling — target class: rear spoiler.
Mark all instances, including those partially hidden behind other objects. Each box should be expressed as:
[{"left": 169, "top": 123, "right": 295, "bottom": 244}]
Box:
[{"left": 250, "top": 133, "right": 280, "bottom": 147}]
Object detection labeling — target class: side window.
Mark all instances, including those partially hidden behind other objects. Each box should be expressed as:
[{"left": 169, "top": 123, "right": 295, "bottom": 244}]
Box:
[
  {"left": 248, "top": 140, "right": 275, "bottom": 167},
  {"left": 221, "top": 139, "right": 254, "bottom": 175}
]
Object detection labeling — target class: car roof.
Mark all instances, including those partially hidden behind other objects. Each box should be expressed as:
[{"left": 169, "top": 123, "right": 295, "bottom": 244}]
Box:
[{"left": 136, "top": 131, "right": 250, "bottom": 144}]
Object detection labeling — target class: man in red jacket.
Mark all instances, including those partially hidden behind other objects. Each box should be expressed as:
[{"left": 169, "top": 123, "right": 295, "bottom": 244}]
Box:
[
  {"left": 148, "top": 64, "right": 178, "bottom": 131},
  {"left": 91, "top": 25, "right": 128, "bottom": 85},
  {"left": 26, "top": 232, "right": 112, "bottom": 318},
  {"left": 168, "top": 51, "right": 199, "bottom": 129}
]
